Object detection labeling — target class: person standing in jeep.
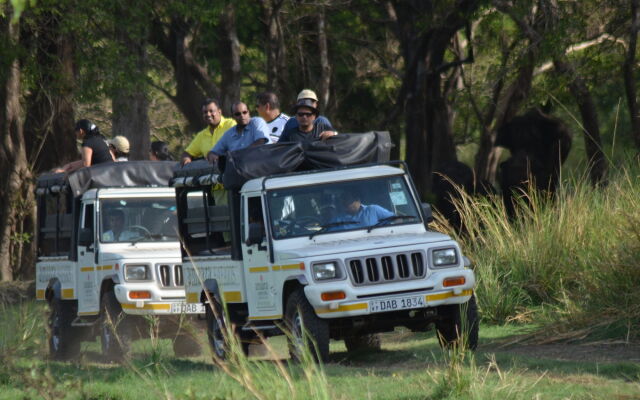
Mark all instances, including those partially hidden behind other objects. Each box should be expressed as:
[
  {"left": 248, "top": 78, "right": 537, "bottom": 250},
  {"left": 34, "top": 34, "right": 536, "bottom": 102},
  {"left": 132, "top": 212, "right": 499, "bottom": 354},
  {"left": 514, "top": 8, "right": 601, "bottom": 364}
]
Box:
[
  {"left": 181, "top": 98, "right": 236, "bottom": 166},
  {"left": 278, "top": 98, "right": 336, "bottom": 143}
]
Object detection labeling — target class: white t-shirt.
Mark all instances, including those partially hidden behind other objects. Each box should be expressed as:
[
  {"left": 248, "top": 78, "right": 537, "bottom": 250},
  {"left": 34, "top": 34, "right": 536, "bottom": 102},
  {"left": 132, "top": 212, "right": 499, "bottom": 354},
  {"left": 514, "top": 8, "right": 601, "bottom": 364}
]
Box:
[{"left": 267, "top": 113, "right": 290, "bottom": 143}]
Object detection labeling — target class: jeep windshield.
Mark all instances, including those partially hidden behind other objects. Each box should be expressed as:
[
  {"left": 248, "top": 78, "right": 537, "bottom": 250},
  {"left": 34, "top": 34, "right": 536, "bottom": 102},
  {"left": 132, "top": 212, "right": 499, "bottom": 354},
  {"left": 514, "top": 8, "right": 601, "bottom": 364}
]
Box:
[
  {"left": 267, "top": 175, "right": 421, "bottom": 240},
  {"left": 100, "top": 198, "right": 178, "bottom": 243}
]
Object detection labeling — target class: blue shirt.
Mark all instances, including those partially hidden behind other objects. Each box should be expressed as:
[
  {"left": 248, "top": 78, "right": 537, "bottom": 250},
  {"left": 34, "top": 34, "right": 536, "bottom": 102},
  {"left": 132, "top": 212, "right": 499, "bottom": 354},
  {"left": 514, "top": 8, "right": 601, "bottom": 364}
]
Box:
[
  {"left": 211, "top": 117, "right": 270, "bottom": 155},
  {"left": 331, "top": 204, "right": 394, "bottom": 230},
  {"left": 279, "top": 116, "right": 334, "bottom": 143}
]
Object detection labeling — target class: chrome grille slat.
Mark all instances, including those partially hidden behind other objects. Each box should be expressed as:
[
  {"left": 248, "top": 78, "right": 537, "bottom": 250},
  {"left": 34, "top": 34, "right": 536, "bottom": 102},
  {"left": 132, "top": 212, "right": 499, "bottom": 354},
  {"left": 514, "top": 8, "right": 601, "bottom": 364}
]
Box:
[
  {"left": 347, "top": 251, "right": 426, "bottom": 286},
  {"left": 157, "top": 264, "right": 183, "bottom": 288}
]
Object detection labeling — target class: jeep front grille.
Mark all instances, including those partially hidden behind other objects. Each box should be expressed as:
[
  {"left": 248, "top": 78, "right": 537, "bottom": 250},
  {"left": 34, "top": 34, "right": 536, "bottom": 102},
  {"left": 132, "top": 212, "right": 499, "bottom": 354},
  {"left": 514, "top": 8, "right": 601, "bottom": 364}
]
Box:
[
  {"left": 157, "top": 264, "right": 183, "bottom": 287},
  {"left": 347, "top": 252, "right": 426, "bottom": 286}
]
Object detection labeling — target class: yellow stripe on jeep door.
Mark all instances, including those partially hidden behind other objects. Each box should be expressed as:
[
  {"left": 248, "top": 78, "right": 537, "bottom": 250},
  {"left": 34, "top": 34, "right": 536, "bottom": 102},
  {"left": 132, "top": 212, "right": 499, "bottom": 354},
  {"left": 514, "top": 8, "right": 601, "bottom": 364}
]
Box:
[
  {"left": 61, "top": 289, "right": 74, "bottom": 299},
  {"left": 249, "top": 266, "right": 269, "bottom": 273},
  {"left": 223, "top": 291, "right": 242, "bottom": 302}
]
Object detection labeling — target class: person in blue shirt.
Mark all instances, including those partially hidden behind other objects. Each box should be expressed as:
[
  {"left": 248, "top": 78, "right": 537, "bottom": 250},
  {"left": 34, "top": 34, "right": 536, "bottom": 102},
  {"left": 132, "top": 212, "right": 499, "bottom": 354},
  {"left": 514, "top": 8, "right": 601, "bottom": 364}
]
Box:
[
  {"left": 207, "top": 102, "right": 270, "bottom": 164},
  {"left": 279, "top": 98, "right": 336, "bottom": 143},
  {"left": 331, "top": 191, "right": 394, "bottom": 230}
]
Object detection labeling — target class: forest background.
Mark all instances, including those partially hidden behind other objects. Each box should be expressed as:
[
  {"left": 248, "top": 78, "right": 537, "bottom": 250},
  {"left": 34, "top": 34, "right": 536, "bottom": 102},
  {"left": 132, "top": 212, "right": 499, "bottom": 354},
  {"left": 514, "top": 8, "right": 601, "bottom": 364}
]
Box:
[{"left": 2, "top": 0, "right": 640, "bottom": 284}]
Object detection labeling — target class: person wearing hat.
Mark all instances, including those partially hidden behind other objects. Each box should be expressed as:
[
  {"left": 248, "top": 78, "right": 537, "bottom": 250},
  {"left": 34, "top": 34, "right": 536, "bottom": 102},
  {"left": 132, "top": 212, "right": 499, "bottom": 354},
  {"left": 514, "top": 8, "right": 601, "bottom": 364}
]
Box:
[
  {"left": 53, "top": 119, "right": 114, "bottom": 173},
  {"left": 278, "top": 97, "right": 336, "bottom": 143},
  {"left": 109, "top": 135, "right": 130, "bottom": 162},
  {"left": 281, "top": 89, "right": 334, "bottom": 138},
  {"left": 181, "top": 98, "right": 236, "bottom": 166}
]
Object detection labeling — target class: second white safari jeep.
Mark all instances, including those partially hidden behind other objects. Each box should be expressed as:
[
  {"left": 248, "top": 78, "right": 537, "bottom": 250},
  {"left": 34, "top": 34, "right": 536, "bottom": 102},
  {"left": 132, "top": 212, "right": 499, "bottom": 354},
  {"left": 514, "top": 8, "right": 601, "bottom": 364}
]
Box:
[
  {"left": 35, "top": 161, "right": 203, "bottom": 361},
  {"left": 174, "top": 161, "right": 478, "bottom": 361}
]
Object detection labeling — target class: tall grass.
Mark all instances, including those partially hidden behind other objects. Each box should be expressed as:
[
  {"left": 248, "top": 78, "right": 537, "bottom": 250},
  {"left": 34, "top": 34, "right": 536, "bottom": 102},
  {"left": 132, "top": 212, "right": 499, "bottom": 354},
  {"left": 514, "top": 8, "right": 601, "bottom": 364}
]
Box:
[{"left": 446, "top": 160, "right": 640, "bottom": 341}]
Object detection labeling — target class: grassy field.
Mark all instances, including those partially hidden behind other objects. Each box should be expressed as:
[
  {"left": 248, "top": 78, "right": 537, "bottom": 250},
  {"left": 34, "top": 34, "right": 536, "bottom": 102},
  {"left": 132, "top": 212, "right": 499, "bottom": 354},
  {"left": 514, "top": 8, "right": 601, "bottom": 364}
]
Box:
[
  {"left": 2, "top": 162, "right": 640, "bottom": 399},
  {"left": 1, "top": 300, "right": 639, "bottom": 400}
]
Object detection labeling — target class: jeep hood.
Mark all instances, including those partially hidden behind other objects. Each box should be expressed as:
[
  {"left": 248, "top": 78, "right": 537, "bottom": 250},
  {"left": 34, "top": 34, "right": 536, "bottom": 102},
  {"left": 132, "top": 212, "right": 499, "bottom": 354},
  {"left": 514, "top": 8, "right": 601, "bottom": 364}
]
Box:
[
  {"left": 100, "top": 247, "right": 181, "bottom": 262},
  {"left": 276, "top": 231, "right": 454, "bottom": 260}
]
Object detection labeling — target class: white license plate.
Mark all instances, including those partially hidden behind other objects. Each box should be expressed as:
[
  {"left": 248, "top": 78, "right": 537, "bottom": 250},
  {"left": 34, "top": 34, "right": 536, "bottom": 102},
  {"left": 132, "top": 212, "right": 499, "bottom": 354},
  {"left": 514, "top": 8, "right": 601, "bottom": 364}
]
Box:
[
  {"left": 170, "top": 302, "right": 205, "bottom": 314},
  {"left": 369, "top": 295, "right": 426, "bottom": 313}
]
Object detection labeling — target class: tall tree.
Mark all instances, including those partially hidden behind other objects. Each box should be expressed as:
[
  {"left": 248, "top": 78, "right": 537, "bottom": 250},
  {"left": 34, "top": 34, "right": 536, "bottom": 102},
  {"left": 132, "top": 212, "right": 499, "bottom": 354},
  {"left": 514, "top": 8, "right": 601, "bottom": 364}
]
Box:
[
  {"left": 386, "top": 0, "right": 482, "bottom": 197},
  {"left": 0, "top": 2, "right": 35, "bottom": 281},
  {"left": 21, "top": 1, "right": 77, "bottom": 173},
  {"left": 624, "top": 0, "right": 640, "bottom": 152},
  {"left": 111, "top": 0, "right": 150, "bottom": 160}
]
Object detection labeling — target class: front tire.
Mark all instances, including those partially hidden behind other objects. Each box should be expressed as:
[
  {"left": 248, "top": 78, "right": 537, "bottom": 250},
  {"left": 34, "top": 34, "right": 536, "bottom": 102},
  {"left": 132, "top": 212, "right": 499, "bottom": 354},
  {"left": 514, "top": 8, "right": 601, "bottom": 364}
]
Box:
[
  {"left": 435, "top": 294, "right": 479, "bottom": 350},
  {"left": 100, "top": 291, "right": 131, "bottom": 362},
  {"left": 48, "top": 298, "right": 81, "bottom": 360},
  {"left": 205, "top": 299, "right": 250, "bottom": 360},
  {"left": 284, "top": 289, "right": 329, "bottom": 362}
]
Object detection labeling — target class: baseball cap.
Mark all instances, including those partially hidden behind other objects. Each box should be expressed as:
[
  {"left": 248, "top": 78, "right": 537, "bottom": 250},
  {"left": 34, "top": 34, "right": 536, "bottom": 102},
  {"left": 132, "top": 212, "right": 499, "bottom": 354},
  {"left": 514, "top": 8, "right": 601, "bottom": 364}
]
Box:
[
  {"left": 109, "top": 135, "right": 130, "bottom": 153},
  {"left": 296, "top": 89, "right": 318, "bottom": 102}
]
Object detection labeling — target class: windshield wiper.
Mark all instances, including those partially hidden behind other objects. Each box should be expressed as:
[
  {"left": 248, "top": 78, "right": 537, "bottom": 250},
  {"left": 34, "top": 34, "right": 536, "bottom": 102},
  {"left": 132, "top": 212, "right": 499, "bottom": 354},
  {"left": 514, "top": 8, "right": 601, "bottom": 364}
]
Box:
[
  {"left": 309, "top": 220, "right": 358, "bottom": 239},
  {"left": 366, "top": 215, "right": 419, "bottom": 233}
]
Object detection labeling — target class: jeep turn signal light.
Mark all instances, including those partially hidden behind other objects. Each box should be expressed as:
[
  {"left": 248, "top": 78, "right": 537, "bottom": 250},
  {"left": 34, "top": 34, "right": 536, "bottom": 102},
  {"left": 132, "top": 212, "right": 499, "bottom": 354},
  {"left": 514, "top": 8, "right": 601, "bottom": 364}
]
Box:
[
  {"left": 321, "top": 291, "right": 346, "bottom": 301},
  {"left": 443, "top": 276, "right": 466, "bottom": 287},
  {"left": 129, "top": 290, "right": 151, "bottom": 299}
]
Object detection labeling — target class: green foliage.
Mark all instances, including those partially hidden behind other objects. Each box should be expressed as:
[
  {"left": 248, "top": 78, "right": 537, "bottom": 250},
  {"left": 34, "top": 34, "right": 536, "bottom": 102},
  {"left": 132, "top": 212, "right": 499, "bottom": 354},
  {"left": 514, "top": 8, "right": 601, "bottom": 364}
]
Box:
[{"left": 444, "top": 159, "right": 640, "bottom": 342}]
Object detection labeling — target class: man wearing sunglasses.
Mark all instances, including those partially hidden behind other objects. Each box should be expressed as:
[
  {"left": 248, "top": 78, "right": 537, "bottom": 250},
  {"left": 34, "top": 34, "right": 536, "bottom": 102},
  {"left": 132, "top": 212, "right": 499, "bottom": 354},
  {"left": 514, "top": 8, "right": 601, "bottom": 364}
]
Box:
[
  {"left": 278, "top": 98, "right": 336, "bottom": 143},
  {"left": 206, "top": 102, "right": 270, "bottom": 164}
]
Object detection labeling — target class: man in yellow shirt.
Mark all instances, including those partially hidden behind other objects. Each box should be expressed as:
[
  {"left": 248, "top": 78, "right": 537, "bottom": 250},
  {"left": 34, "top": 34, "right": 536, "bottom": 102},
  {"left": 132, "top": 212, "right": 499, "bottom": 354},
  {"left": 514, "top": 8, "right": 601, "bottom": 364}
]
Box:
[{"left": 181, "top": 98, "right": 236, "bottom": 166}]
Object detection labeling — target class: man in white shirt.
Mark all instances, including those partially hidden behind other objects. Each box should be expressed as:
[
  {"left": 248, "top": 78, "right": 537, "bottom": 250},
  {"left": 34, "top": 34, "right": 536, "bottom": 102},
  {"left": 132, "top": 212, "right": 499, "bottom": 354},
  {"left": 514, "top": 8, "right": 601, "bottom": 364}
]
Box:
[{"left": 256, "top": 92, "right": 289, "bottom": 143}]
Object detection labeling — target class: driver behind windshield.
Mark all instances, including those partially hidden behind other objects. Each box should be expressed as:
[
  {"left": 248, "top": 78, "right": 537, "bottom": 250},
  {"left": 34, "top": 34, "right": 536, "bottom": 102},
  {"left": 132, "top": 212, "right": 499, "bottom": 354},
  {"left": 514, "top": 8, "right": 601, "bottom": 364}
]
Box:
[
  {"left": 331, "top": 191, "right": 394, "bottom": 230},
  {"left": 102, "top": 209, "right": 137, "bottom": 242}
]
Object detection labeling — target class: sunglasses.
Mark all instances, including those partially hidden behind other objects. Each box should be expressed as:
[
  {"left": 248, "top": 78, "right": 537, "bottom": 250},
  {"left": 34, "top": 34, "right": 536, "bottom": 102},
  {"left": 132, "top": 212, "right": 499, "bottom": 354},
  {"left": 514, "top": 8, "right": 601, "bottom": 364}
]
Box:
[
  {"left": 233, "top": 110, "right": 249, "bottom": 116},
  {"left": 296, "top": 112, "right": 314, "bottom": 117}
]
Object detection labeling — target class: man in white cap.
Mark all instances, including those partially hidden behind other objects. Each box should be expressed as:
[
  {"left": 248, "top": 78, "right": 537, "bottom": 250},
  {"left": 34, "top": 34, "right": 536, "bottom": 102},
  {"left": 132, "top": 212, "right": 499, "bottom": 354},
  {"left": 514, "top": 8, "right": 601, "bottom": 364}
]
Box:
[
  {"left": 283, "top": 89, "right": 336, "bottom": 138},
  {"left": 280, "top": 89, "right": 336, "bottom": 142},
  {"left": 109, "top": 135, "right": 130, "bottom": 162}
]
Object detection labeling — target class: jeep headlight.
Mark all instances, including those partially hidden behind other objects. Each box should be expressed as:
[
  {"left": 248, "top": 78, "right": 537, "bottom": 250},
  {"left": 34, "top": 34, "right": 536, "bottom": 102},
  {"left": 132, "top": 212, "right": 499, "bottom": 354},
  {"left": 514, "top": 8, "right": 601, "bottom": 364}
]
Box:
[
  {"left": 432, "top": 248, "right": 457, "bottom": 266},
  {"left": 125, "top": 264, "right": 149, "bottom": 281},
  {"left": 312, "top": 262, "right": 338, "bottom": 280}
]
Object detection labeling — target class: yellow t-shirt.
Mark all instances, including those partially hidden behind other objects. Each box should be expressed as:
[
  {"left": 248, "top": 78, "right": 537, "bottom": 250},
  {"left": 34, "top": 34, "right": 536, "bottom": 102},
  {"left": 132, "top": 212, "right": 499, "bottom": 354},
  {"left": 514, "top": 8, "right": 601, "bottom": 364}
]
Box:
[{"left": 185, "top": 117, "right": 236, "bottom": 159}]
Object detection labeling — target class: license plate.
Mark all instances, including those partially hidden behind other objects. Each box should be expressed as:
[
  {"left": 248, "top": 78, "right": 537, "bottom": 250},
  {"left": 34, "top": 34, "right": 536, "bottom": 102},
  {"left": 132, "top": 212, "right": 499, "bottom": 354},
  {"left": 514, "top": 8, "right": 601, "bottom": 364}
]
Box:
[
  {"left": 369, "top": 295, "right": 425, "bottom": 313},
  {"left": 170, "top": 302, "right": 205, "bottom": 314}
]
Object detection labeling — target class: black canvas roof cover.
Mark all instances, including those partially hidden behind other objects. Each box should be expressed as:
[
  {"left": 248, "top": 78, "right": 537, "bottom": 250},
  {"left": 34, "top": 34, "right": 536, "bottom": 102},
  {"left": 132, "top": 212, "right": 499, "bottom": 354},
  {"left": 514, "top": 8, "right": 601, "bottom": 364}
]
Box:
[
  {"left": 36, "top": 161, "right": 177, "bottom": 197},
  {"left": 220, "top": 131, "right": 392, "bottom": 190}
]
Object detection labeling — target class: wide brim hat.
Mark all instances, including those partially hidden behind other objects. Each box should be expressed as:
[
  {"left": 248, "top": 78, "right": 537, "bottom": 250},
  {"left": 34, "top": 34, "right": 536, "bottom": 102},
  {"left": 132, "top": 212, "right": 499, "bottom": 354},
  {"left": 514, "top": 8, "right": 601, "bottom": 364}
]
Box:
[{"left": 291, "top": 98, "right": 319, "bottom": 115}]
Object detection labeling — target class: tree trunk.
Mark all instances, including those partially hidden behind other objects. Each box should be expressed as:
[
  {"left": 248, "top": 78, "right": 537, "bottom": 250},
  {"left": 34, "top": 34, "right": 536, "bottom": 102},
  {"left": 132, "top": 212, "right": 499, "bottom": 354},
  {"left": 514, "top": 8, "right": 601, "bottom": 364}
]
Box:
[
  {"left": 0, "top": 5, "right": 35, "bottom": 281},
  {"left": 150, "top": 18, "right": 221, "bottom": 132},
  {"left": 112, "top": 2, "right": 150, "bottom": 160},
  {"left": 260, "top": 0, "right": 287, "bottom": 94},
  {"left": 218, "top": 3, "right": 241, "bottom": 114},
  {"left": 624, "top": 0, "right": 640, "bottom": 151},
  {"left": 554, "top": 57, "right": 607, "bottom": 184},
  {"left": 317, "top": 5, "right": 331, "bottom": 109},
  {"left": 388, "top": 0, "right": 480, "bottom": 198},
  {"left": 21, "top": 8, "right": 77, "bottom": 173}
]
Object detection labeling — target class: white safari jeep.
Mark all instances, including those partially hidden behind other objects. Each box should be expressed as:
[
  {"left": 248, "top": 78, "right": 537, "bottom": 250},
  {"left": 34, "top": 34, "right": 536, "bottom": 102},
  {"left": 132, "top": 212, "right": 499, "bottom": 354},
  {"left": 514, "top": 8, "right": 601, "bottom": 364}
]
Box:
[
  {"left": 35, "top": 161, "right": 203, "bottom": 361},
  {"left": 174, "top": 161, "right": 478, "bottom": 361}
]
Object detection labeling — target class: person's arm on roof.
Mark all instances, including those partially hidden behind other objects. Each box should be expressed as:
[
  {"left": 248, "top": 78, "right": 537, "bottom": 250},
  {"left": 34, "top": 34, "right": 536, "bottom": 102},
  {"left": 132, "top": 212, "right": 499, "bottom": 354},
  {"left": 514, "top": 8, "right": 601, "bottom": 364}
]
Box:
[
  {"left": 207, "top": 127, "right": 232, "bottom": 164},
  {"left": 249, "top": 117, "right": 270, "bottom": 146},
  {"left": 316, "top": 118, "right": 337, "bottom": 140}
]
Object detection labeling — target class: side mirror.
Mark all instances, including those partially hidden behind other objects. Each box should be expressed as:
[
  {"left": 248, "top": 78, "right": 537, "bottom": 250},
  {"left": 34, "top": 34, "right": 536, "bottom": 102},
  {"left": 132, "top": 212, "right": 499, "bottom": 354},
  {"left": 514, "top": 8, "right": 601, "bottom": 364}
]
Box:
[
  {"left": 245, "top": 223, "right": 265, "bottom": 247},
  {"left": 78, "top": 227, "right": 94, "bottom": 247},
  {"left": 421, "top": 203, "right": 434, "bottom": 225}
]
